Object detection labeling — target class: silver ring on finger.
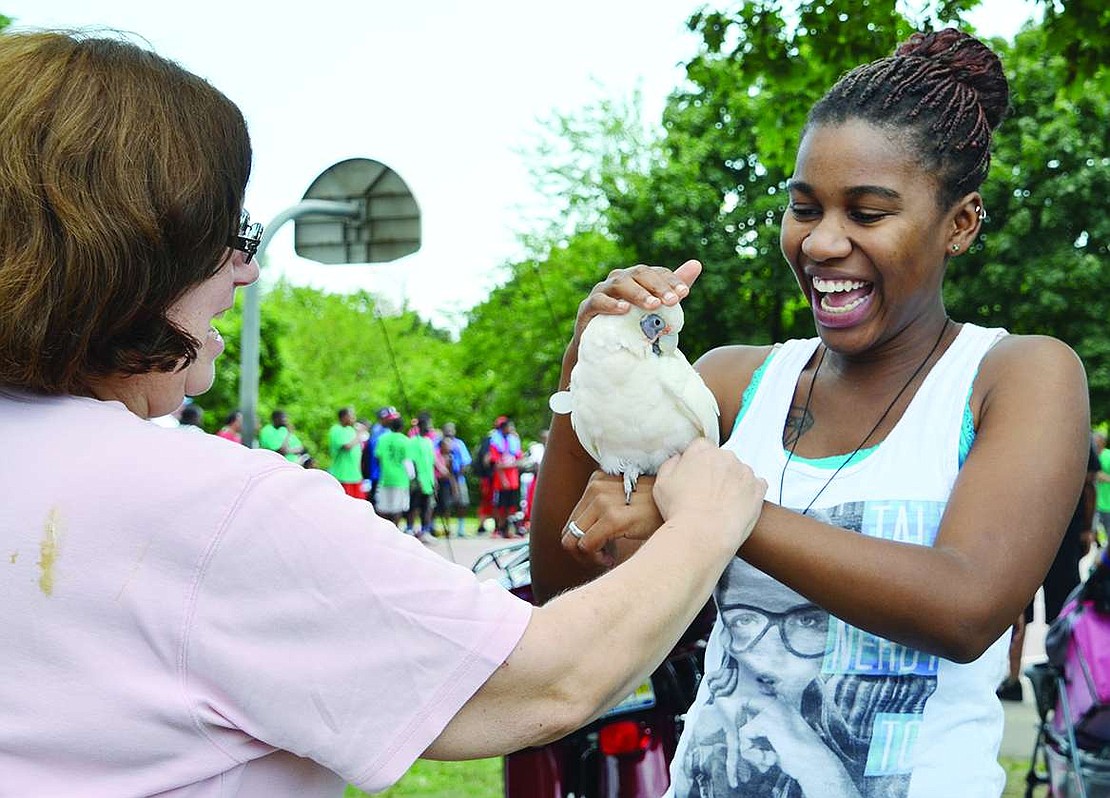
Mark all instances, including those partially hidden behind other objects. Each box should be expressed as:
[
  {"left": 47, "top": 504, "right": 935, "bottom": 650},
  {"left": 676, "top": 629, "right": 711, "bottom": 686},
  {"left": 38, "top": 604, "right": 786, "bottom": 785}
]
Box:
[{"left": 565, "top": 520, "right": 586, "bottom": 540}]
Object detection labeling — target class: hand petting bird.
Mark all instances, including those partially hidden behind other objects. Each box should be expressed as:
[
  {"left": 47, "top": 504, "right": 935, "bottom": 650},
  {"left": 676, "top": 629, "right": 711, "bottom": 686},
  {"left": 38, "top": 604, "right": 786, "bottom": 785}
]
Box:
[{"left": 549, "top": 301, "right": 720, "bottom": 504}]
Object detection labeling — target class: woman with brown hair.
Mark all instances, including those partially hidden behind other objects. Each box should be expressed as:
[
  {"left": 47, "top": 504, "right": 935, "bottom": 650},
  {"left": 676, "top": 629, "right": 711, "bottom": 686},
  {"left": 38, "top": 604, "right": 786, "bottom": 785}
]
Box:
[
  {"left": 0, "top": 31, "right": 768, "bottom": 795},
  {"left": 532, "top": 28, "right": 1090, "bottom": 796}
]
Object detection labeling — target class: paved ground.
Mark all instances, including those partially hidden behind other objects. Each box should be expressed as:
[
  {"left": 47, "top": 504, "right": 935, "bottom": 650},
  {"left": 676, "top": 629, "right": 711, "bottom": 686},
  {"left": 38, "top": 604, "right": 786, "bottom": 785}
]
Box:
[
  {"left": 419, "top": 531, "right": 525, "bottom": 575},
  {"left": 1001, "top": 593, "right": 1047, "bottom": 761},
  {"left": 420, "top": 529, "right": 1092, "bottom": 765}
]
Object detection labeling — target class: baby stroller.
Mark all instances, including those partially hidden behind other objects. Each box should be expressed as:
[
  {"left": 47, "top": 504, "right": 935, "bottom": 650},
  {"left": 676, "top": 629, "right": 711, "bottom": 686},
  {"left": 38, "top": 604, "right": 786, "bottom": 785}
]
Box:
[{"left": 1024, "top": 549, "right": 1110, "bottom": 797}]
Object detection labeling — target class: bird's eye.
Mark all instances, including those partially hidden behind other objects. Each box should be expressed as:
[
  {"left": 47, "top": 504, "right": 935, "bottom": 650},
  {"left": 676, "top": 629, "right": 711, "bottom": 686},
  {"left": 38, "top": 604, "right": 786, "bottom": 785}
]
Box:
[{"left": 640, "top": 313, "right": 667, "bottom": 341}]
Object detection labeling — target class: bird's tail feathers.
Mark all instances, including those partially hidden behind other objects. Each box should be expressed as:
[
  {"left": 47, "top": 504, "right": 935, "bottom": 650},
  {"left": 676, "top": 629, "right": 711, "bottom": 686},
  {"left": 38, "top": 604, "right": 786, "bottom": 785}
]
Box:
[{"left": 548, "top": 390, "right": 572, "bottom": 415}]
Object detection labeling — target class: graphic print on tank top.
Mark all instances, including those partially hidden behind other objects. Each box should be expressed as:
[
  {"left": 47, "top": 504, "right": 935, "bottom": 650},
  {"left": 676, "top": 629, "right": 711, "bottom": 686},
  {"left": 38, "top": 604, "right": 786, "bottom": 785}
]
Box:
[{"left": 674, "top": 499, "right": 944, "bottom": 798}]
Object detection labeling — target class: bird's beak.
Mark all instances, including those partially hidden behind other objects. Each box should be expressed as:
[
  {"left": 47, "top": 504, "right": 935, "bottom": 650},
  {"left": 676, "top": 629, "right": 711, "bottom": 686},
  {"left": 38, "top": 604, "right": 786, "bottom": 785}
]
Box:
[{"left": 653, "top": 332, "right": 679, "bottom": 356}]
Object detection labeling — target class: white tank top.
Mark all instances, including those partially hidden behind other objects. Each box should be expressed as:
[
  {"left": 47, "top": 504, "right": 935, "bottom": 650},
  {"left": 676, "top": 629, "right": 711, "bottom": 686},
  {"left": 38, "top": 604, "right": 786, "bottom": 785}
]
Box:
[{"left": 668, "top": 323, "right": 1011, "bottom": 798}]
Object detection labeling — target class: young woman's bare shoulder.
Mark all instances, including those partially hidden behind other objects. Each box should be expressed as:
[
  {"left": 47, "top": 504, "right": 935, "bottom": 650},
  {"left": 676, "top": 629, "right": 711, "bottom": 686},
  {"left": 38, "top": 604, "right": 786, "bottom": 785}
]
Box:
[
  {"left": 977, "top": 333, "right": 1083, "bottom": 384},
  {"left": 694, "top": 344, "right": 777, "bottom": 438},
  {"left": 973, "top": 333, "right": 1086, "bottom": 421}
]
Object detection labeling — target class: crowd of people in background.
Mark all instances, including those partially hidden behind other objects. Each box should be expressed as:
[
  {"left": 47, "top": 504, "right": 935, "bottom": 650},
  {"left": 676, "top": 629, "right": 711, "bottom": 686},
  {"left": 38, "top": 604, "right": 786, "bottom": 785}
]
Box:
[
  {"left": 157, "top": 397, "right": 1109, "bottom": 586},
  {"left": 157, "top": 399, "right": 547, "bottom": 542}
]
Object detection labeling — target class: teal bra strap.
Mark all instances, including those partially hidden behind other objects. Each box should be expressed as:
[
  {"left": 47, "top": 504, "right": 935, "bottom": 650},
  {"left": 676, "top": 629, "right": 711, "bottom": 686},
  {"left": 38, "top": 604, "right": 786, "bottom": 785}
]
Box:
[
  {"left": 958, "top": 385, "right": 975, "bottom": 468},
  {"left": 732, "top": 349, "right": 775, "bottom": 437}
]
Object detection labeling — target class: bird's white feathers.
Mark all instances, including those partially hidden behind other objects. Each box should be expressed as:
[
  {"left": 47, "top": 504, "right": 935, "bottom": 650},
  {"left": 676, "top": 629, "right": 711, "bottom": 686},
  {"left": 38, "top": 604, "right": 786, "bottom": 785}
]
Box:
[{"left": 549, "top": 303, "right": 720, "bottom": 501}]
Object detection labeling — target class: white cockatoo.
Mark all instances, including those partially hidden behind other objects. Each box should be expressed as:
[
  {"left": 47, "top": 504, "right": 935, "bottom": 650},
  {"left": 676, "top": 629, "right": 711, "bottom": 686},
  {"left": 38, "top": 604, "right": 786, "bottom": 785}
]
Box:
[{"left": 549, "top": 302, "right": 720, "bottom": 503}]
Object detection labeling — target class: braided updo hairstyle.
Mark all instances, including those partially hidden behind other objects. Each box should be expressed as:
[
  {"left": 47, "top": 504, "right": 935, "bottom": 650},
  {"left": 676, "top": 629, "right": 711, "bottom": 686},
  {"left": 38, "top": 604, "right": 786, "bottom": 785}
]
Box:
[{"left": 806, "top": 28, "right": 1010, "bottom": 209}]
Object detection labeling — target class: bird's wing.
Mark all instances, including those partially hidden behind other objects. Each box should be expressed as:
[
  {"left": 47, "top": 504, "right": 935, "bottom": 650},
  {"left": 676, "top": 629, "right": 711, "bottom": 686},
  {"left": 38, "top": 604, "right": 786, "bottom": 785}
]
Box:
[
  {"left": 659, "top": 357, "right": 722, "bottom": 445},
  {"left": 569, "top": 400, "right": 607, "bottom": 465},
  {"left": 552, "top": 387, "right": 605, "bottom": 464},
  {"left": 549, "top": 376, "right": 611, "bottom": 464}
]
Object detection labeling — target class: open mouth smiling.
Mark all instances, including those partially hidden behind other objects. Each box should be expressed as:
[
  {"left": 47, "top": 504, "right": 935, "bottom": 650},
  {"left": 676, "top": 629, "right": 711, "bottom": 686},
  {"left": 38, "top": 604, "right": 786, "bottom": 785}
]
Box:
[{"left": 812, "top": 275, "right": 874, "bottom": 315}]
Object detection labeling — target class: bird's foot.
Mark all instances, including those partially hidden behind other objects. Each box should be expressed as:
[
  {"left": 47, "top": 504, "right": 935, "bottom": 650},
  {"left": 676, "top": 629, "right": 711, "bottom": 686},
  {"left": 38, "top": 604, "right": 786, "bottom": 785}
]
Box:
[{"left": 623, "top": 471, "right": 638, "bottom": 505}]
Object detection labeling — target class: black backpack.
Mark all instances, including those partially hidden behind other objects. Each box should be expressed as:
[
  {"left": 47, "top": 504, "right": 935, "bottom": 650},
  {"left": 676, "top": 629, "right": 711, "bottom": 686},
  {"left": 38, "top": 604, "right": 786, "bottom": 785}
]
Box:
[{"left": 472, "top": 436, "right": 493, "bottom": 478}]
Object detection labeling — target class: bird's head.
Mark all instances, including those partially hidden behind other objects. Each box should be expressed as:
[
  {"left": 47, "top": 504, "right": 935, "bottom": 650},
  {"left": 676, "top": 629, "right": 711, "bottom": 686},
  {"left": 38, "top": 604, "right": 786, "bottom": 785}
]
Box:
[{"left": 638, "top": 303, "right": 683, "bottom": 356}]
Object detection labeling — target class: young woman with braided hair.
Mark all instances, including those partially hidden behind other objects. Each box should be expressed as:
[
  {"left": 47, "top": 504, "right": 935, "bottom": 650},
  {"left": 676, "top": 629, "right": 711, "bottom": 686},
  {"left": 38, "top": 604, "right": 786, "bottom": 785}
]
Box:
[{"left": 532, "top": 28, "right": 1089, "bottom": 796}]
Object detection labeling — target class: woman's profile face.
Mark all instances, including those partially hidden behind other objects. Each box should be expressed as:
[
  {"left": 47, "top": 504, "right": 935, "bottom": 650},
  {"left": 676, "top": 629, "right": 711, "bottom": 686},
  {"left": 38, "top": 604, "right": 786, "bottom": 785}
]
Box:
[
  {"left": 173, "top": 248, "right": 259, "bottom": 405},
  {"left": 780, "top": 119, "right": 955, "bottom": 354}
]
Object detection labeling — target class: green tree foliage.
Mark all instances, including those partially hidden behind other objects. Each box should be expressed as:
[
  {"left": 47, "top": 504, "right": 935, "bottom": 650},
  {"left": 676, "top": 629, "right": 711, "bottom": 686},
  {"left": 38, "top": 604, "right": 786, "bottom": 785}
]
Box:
[
  {"left": 452, "top": 90, "right": 653, "bottom": 439},
  {"left": 519, "top": 88, "right": 660, "bottom": 250},
  {"left": 202, "top": 289, "right": 287, "bottom": 431},
  {"left": 553, "top": 1, "right": 1110, "bottom": 421},
  {"left": 1039, "top": 0, "right": 1110, "bottom": 94},
  {"left": 263, "top": 283, "right": 469, "bottom": 463},
  {"left": 946, "top": 24, "right": 1110, "bottom": 419},
  {"left": 602, "top": 1, "right": 924, "bottom": 359},
  {"left": 180, "top": 0, "right": 1110, "bottom": 447},
  {"left": 456, "top": 231, "right": 633, "bottom": 438},
  {"left": 203, "top": 282, "right": 471, "bottom": 464}
]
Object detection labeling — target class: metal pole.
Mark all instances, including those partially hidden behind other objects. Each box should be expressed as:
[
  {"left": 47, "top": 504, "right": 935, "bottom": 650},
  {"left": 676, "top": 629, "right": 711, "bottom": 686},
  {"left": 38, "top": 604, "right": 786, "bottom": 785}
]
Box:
[
  {"left": 237, "top": 199, "right": 361, "bottom": 447},
  {"left": 238, "top": 276, "right": 263, "bottom": 447}
]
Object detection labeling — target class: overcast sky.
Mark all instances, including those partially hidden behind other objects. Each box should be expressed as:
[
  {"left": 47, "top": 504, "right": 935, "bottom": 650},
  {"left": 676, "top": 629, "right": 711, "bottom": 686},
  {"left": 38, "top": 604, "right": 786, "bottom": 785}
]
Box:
[{"left": 5, "top": 0, "right": 1038, "bottom": 331}]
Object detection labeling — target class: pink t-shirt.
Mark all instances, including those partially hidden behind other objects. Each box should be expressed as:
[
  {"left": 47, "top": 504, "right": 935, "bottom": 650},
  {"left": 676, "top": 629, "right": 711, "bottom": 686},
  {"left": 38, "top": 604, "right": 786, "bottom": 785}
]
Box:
[
  {"left": 0, "top": 393, "right": 532, "bottom": 796},
  {"left": 215, "top": 427, "right": 242, "bottom": 444}
]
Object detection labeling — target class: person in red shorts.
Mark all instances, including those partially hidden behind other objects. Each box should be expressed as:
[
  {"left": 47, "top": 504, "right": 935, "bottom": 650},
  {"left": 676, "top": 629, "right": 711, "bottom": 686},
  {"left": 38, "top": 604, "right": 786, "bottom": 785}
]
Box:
[
  {"left": 490, "top": 416, "right": 523, "bottom": 537},
  {"left": 328, "top": 406, "right": 365, "bottom": 499}
]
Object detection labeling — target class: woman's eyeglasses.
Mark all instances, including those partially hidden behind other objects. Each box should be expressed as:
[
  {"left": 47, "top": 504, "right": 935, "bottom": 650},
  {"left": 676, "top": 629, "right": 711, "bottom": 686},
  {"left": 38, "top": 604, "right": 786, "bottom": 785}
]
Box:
[{"left": 233, "top": 210, "right": 264, "bottom": 263}]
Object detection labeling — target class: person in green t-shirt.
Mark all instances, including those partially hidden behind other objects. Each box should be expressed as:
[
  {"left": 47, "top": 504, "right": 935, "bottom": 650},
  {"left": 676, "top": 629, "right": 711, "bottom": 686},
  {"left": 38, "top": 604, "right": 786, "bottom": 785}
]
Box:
[
  {"left": 374, "top": 413, "right": 413, "bottom": 526},
  {"left": 405, "top": 430, "right": 436, "bottom": 538},
  {"left": 258, "top": 410, "right": 307, "bottom": 464},
  {"left": 1095, "top": 431, "right": 1110, "bottom": 546},
  {"left": 328, "top": 406, "right": 365, "bottom": 499}
]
